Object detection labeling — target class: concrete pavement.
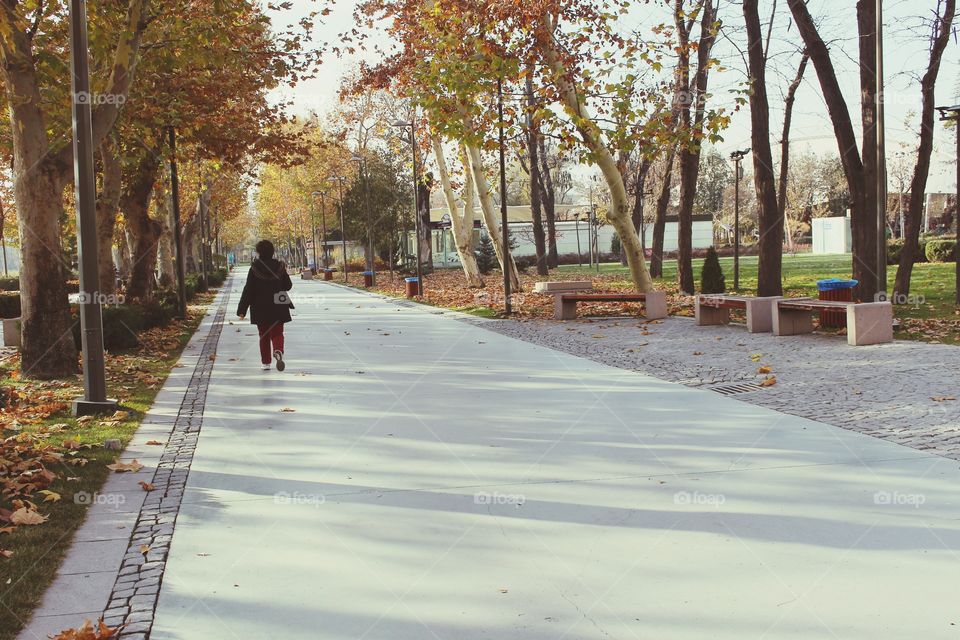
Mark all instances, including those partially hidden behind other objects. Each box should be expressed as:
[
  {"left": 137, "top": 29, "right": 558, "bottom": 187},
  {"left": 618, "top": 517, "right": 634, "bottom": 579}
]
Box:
[{"left": 140, "top": 268, "right": 960, "bottom": 639}]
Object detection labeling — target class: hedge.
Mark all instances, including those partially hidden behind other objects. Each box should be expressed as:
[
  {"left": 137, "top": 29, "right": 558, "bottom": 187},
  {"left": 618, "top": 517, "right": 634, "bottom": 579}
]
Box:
[{"left": 926, "top": 239, "right": 957, "bottom": 263}]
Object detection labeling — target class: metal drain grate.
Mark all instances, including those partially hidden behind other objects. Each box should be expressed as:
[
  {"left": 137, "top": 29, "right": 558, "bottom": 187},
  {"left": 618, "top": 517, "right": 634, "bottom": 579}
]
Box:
[{"left": 709, "top": 381, "right": 766, "bottom": 396}]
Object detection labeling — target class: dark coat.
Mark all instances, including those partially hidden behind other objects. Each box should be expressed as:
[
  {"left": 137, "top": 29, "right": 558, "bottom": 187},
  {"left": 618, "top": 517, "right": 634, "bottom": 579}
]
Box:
[{"left": 237, "top": 258, "right": 294, "bottom": 325}]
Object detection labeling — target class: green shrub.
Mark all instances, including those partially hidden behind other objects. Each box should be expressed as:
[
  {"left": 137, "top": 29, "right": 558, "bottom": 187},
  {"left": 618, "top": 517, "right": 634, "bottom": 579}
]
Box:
[
  {"left": 0, "top": 276, "right": 18, "bottom": 292},
  {"left": 610, "top": 233, "right": 621, "bottom": 256},
  {"left": 925, "top": 239, "right": 957, "bottom": 263},
  {"left": 139, "top": 299, "right": 175, "bottom": 329},
  {"left": 699, "top": 246, "right": 726, "bottom": 294},
  {"left": 476, "top": 234, "right": 497, "bottom": 275},
  {"left": 0, "top": 292, "right": 21, "bottom": 318},
  {"left": 70, "top": 305, "right": 144, "bottom": 351}
]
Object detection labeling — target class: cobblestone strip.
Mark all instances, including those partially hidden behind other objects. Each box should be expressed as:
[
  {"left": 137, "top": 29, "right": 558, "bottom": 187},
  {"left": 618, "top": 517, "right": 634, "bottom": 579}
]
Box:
[{"left": 101, "top": 289, "right": 230, "bottom": 639}]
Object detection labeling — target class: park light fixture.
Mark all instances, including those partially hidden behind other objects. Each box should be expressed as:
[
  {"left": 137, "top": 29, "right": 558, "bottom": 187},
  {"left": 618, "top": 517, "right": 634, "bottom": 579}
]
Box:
[
  {"left": 350, "top": 155, "right": 375, "bottom": 281},
  {"left": 729, "top": 148, "right": 751, "bottom": 292},
  {"left": 936, "top": 105, "right": 960, "bottom": 305}
]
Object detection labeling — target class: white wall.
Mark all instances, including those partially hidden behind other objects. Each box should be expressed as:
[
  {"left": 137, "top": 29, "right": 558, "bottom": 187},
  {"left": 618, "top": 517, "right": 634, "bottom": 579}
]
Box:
[{"left": 812, "top": 217, "right": 852, "bottom": 254}]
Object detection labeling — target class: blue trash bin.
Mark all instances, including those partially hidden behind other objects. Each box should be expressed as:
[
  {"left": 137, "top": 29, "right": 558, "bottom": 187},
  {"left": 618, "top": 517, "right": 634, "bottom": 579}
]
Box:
[{"left": 816, "top": 278, "right": 858, "bottom": 328}]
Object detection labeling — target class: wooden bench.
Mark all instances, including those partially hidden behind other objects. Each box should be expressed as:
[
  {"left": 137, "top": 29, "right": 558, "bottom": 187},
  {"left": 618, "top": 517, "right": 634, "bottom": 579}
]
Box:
[
  {"left": 695, "top": 294, "right": 782, "bottom": 333},
  {"left": 773, "top": 298, "right": 893, "bottom": 346},
  {"left": 554, "top": 291, "right": 668, "bottom": 321}
]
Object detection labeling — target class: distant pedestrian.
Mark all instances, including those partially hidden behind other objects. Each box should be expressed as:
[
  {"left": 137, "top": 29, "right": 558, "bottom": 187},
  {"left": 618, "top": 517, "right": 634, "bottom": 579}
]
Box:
[{"left": 237, "top": 240, "right": 294, "bottom": 371}]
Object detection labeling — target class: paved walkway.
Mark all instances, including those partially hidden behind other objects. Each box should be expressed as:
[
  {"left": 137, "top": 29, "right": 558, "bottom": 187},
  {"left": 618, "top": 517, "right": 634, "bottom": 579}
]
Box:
[
  {"left": 21, "top": 269, "right": 960, "bottom": 638},
  {"left": 482, "top": 315, "right": 960, "bottom": 460}
]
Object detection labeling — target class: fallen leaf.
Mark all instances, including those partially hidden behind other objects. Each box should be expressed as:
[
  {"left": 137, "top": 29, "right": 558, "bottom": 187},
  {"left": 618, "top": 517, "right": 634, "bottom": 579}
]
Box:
[
  {"left": 0, "top": 549, "right": 12, "bottom": 559},
  {"left": 76, "top": 415, "right": 94, "bottom": 425},
  {"left": 757, "top": 366, "right": 772, "bottom": 374},
  {"left": 106, "top": 460, "right": 144, "bottom": 473},
  {"left": 931, "top": 396, "right": 956, "bottom": 402},
  {"left": 280, "top": 408, "right": 296, "bottom": 413},
  {"left": 63, "top": 439, "right": 81, "bottom": 450},
  {"left": 760, "top": 376, "right": 777, "bottom": 387},
  {"left": 693, "top": 351, "right": 703, "bottom": 356},
  {"left": 145, "top": 440, "right": 164, "bottom": 446},
  {"left": 139, "top": 544, "right": 150, "bottom": 554},
  {"left": 138, "top": 481, "right": 155, "bottom": 492},
  {"left": 750, "top": 353, "right": 763, "bottom": 362},
  {"left": 10, "top": 507, "right": 47, "bottom": 525},
  {"left": 38, "top": 490, "right": 61, "bottom": 503}
]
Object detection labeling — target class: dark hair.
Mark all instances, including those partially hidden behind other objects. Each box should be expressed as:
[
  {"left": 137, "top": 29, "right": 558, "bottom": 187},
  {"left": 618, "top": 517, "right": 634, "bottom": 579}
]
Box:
[{"left": 255, "top": 240, "right": 275, "bottom": 260}]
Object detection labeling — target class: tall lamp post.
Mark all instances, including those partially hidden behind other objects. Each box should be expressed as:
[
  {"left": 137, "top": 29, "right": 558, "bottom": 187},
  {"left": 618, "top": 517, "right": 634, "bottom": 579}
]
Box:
[
  {"left": 876, "top": 0, "right": 888, "bottom": 296},
  {"left": 69, "top": 0, "right": 116, "bottom": 415},
  {"left": 392, "top": 118, "right": 423, "bottom": 293},
  {"left": 312, "top": 191, "right": 327, "bottom": 268},
  {"left": 730, "top": 148, "right": 751, "bottom": 292},
  {"left": 329, "top": 176, "right": 349, "bottom": 283},
  {"left": 497, "top": 77, "right": 512, "bottom": 315},
  {"left": 936, "top": 105, "right": 960, "bottom": 305}
]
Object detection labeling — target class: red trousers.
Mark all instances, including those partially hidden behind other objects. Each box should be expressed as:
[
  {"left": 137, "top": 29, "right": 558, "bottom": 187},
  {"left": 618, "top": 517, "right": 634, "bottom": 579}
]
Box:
[{"left": 257, "top": 323, "right": 285, "bottom": 364}]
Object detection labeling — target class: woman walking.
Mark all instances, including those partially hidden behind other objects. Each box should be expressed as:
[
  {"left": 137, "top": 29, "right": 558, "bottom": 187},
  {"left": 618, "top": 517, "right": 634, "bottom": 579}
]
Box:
[{"left": 237, "top": 240, "right": 294, "bottom": 371}]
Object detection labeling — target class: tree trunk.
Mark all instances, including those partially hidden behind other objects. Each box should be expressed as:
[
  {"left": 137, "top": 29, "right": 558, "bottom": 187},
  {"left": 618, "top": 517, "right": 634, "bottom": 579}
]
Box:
[
  {"left": 541, "top": 16, "right": 653, "bottom": 292},
  {"left": 155, "top": 171, "right": 176, "bottom": 288},
  {"left": 122, "top": 151, "right": 162, "bottom": 300},
  {"left": 856, "top": 0, "right": 881, "bottom": 300},
  {"left": 432, "top": 136, "right": 484, "bottom": 287},
  {"left": 537, "top": 136, "right": 559, "bottom": 268},
  {"left": 651, "top": 151, "right": 675, "bottom": 278},
  {"left": 788, "top": 0, "right": 872, "bottom": 300},
  {"left": 675, "top": 0, "right": 719, "bottom": 295},
  {"left": 895, "top": 0, "right": 955, "bottom": 296},
  {"left": 96, "top": 136, "right": 122, "bottom": 295},
  {"left": 526, "top": 72, "right": 549, "bottom": 276},
  {"left": 465, "top": 144, "right": 521, "bottom": 290},
  {"left": 778, "top": 53, "right": 809, "bottom": 253},
  {"left": 744, "top": 0, "right": 784, "bottom": 296},
  {"left": 417, "top": 172, "right": 434, "bottom": 273}
]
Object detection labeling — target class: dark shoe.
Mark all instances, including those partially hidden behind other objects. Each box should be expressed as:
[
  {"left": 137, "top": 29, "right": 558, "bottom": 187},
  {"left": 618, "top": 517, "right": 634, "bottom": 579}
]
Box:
[{"left": 274, "top": 349, "right": 285, "bottom": 371}]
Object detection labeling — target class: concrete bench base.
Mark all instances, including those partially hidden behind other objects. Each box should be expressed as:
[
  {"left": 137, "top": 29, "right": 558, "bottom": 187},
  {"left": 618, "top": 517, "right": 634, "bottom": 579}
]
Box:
[
  {"left": 695, "top": 295, "right": 782, "bottom": 333},
  {"left": 2, "top": 317, "right": 21, "bottom": 348},
  {"left": 772, "top": 301, "right": 893, "bottom": 346},
  {"left": 301, "top": 269, "right": 314, "bottom": 280}
]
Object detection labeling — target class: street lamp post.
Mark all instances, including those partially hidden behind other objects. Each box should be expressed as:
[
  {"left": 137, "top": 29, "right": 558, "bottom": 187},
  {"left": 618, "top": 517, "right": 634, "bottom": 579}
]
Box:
[
  {"left": 312, "top": 191, "right": 326, "bottom": 268},
  {"left": 392, "top": 118, "right": 423, "bottom": 293},
  {"left": 937, "top": 105, "right": 960, "bottom": 305},
  {"left": 876, "top": 0, "right": 888, "bottom": 297},
  {"left": 69, "top": 0, "right": 116, "bottom": 416},
  {"left": 575, "top": 213, "right": 583, "bottom": 267},
  {"left": 329, "top": 176, "right": 349, "bottom": 283},
  {"left": 730, "top": 148, "right": 751, "bottom": 292}
]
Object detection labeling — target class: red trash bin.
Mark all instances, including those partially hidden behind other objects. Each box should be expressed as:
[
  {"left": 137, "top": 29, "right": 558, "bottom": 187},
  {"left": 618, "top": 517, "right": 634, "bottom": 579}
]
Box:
[
  {"left": 362, "top": 271, "right": 374, "bottom": 288},
  {"left": 323, "top": 269, "right": 333, "bottom": 281},
  {"left": 405, "top": 277, "right": 421, "bottom": 298},
  {"left": 817, "top": 279, "right": 858, "bottom": 328}
]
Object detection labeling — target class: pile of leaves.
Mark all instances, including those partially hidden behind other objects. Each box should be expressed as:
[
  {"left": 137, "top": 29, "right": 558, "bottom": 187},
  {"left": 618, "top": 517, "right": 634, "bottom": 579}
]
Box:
[
  {"left": 364, "top": 270, "right": 694, "bottom": 319},
  {"left": 50, "top": 619, "right": 121, "bottom": 640}
]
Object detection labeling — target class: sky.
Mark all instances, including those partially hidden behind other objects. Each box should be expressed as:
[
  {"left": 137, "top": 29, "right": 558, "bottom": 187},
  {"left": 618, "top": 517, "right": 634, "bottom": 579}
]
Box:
[{"left": 267, "top": 0, "right": 960, "bottom": 194}]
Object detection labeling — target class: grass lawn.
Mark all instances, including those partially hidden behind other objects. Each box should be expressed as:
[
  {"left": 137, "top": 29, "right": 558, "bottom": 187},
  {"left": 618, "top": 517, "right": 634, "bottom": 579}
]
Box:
[
  {"left": 0, "top": 292, "right": 215, "bottom": 640},
  {"left": 559, "top": 253, "right": 960, "bottom": 344}
]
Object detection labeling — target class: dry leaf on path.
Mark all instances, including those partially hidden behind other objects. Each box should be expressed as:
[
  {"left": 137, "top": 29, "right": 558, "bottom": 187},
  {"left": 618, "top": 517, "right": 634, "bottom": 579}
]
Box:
[
  {"left": 106, "top": 460, "right": 144, "bottom": 473},
  {"left": 931, "top": 396, "right": 956, "bottom": 402},
  {"left": 138, "top": 481, "right": 155, "bottom": 492},
  {"left": 757, "top": 366, "right": 772, "bottom": 374},
  {"left": 760, "top": 376, "right": 777, "bottom": 387},
  {"left": 145, "top": 440, "right": 164, "bottom": 446},
  {"left": 280, "top": 408, "right": 296, "bottom": 413}
]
